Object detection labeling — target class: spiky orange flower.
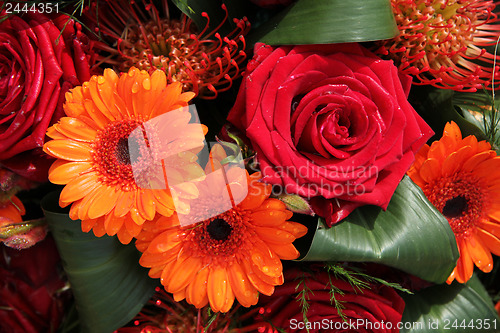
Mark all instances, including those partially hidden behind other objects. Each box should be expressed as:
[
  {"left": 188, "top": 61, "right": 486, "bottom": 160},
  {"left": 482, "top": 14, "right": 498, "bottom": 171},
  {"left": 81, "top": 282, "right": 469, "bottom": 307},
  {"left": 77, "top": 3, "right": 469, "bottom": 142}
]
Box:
[
  {"left": 43, "top": 67, "right": 206, "bottom": 244},
  {"left": 375, "top": 0, "right": 500, "bottom": 92},
  {"left": 86, "top": 0, "right": 250, "bottom": 99},
  {"left": 408, "top": 121, "right": 500, "bottom": 283},
  {"left": 136, "top": 171, "right": 308, "bottom": 313}
]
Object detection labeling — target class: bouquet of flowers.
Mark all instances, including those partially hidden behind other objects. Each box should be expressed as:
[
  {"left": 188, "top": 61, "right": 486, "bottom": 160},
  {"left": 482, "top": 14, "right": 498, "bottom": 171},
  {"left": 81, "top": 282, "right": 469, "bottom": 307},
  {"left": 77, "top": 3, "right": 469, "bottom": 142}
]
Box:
[{"left": 2, "top": 0, "right": 500, "bottom": 332}]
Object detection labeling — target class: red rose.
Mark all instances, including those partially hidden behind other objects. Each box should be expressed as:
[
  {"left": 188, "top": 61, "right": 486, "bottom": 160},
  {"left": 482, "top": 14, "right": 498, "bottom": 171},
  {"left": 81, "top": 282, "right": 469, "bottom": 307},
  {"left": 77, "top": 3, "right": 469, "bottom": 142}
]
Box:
[
  {"left": 227, "top": 43, "right": 433, "bottom": 225},
  {"left": 254, "top": 267, "right": 405, "bottom": 333},
  {"left": 0, "top": 236, "right": 69, "bottom": 333},
  {"left": 0, "top": 11, "right": 94, "bottom": 181}
]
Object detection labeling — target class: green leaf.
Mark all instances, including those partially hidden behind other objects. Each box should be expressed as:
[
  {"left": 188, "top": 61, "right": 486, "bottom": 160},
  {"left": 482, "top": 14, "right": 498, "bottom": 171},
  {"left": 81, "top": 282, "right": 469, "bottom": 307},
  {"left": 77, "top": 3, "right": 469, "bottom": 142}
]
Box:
[
  {"left": 401, "top": 275, "right": 500, "bottom": 332},
  {"left": 41, "top": 192, "right": 156, "bottom": 333},
  {"left": 252, "top": 0, "right": 398, "bottom": 46},
  {"left": 298, "top": 176, "right": 458, "bottom": 284},
  {"left": 408, "top": 86, "right": 488, "bottom": 142}
]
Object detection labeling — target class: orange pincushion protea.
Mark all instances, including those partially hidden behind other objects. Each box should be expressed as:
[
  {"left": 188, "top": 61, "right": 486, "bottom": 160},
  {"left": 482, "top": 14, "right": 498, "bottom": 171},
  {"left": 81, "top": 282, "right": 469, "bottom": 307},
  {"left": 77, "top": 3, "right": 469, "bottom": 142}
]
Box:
[
  {"left": 87, "top": 0, "right": 250, "bottom": 99},
  {"left": 408, "top": 121, "right": 500, "bottom": 284},
  {"left": 136, "top": 171, "right": 308, "bottom": 312},
  {"left": 43, "top": 67, "right": 206, "bottom": 244},
  {"left": 375, "top": 0, "right": 500, "bottom": 92}
]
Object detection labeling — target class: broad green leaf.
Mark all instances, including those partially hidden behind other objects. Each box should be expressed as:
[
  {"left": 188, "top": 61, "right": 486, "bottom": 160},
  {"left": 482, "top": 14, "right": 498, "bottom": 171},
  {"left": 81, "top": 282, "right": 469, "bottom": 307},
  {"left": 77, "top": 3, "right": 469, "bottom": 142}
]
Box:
[
  {"left": 41, "top": 192, "right": 156, "bottom": 333},
  {"left": 298, "top": 176, "right": 458, "bottom": 284},
  {"left": 401, "top": 275, "right": 500, "bottom": 332},
  {"left": 252, "top": 0, "right": 398, "bottom": 46}
]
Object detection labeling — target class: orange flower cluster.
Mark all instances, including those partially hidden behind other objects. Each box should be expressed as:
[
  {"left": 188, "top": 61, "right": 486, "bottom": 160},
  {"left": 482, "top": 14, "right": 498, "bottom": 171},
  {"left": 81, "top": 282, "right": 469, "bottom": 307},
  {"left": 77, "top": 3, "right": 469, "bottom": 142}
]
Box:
[{"left": 43, "top": 68, "right": 307, "bottom": 312}]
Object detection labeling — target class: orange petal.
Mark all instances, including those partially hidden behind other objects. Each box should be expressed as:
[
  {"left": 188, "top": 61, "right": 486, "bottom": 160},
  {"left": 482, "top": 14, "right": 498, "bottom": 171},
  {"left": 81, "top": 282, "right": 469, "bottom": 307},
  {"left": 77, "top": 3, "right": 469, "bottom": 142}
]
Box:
[
  {"left": 160, "top": 260, "right": 177, "bottom": 288},
  {"left": 147, "top": 266, "right": 164, "bottom": 279},
  {"left": 88, "top": 76, "right": 119, "bottom": 122},
  {"left": 114, "top": 191, "right": 135, "bottom": 217},
  {"left": 130, "top": 207, "right": 146, "bottom": 226},
  {"left": 280, "top": 221, "right": 308, "bottom": 238},
  {"left": 173, "top": 289, "right": 186, "bottom": 302},
  {"left": 186, "top": 266, "right": 210, "bottom": 309},
  {"left": 220, "top": 284, "right": 235, "bottom": 313},
  {"left": 87, "top": 185, "right": 120, "bottom": 219},
  {"left": 124, "top": 215, "right": 143, "bottom": 237},
  {"left": 475, "top": 157, "right": 500, "bottom": 181},
  {"left": 442, "top": 146, "right": 473, "bottom": 177},
  {"left": 427, "top": 141, "right": 447, "bottom": 166},
  {"left": 251, "top": 210, "right": 289, "bottom": 227},
  {"left": 146, "top": 229, "right": 183, "bottom": 253},
  {"left": 207, "top": 266, "right": 229, "bottom": 312},
  {"left": 53, "top": 117, "right": 97, "bottom": 142},
  {"left": 446, "top": 268, "right": 456, "bottom": 285},
  {"left": 480, "top": 220, "right": 500, "bottom": 236},
  {"left": 456, "top": 237, "right": 474, "bottom": 284},
  {"left": 92, "top": 219, "right": 107, "bottom": 237},
  {"left": 463, "top": 151, "right": 497, "bottom": 172},
  {"left": 476, "top": 227, "right": 500, "bottom": 256},
  {"left": 46, "top": 126, "right": 68, "bottom": 140},
  {"left": 419, "top": 158, "right": 441, "bottom": 183},
  {"left": 83, "top": 98, "right": 111, "bottom": 129},
  {"left": 81, "top": 218, "right": 97, "bottom": 233},
  {"left": 254, "top": 226, "right": 295, "bottom": 244},
  {"left": 137, "top": 189, "right": 156, "bottom": 221},
  {"left": 59, "top": 172, "right": 99, "bottom": 207},
  {"left": 241, "top": 259, "right": 275, "bottom": 296},
  {"left": 239, "top": 183, "right": 270, "bottom": 210},
  {"left": 250, "top": 244, "right": 283, "bottom": 278},
  {"left": 254, "top": 198, "right": 287, "bottom": 212},
  {"left": 465, "top": 233, "right": 493, "bottom": 273},
  {"left": 43, "top": 140, "right": 92, "bottom": 161},
  {"left": 266, "top": 242, "right": 300, "bottom": 260},
  {"left": 167, "top": 256, "right": 202, "bottom": 294},
  {"left": 116, "top": 226, "right": 134, "bottom": 244},
  {"left": 227, "top": 262, "right": 259, "bottom": 308},
  {"left": 104, "top": 214, "right": 124, "bottom": 236},
  {"left": 48, "top": 160, "right": 92, "bottom": 185},
  {"left": 139, "top": 243, "right": 181, "bottom": 267}
]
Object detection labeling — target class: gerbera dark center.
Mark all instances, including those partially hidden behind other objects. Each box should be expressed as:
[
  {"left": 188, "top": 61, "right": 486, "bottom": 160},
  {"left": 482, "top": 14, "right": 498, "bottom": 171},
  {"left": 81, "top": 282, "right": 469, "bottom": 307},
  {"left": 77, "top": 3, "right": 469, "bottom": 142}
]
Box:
[
  {"left": 424, "top": 171, "right": 486, "bottom": 236},
  {"left": 442, "top": 195, "right": 467, "bottom": 218},
  {"left": 207, "top": 218, "right": 232, "bottom": 241},
  {"left": 92, "top": 119, "right": 143, "bottom": 189},
  {"left": 116, "top": 137, "right": 131, "bottom": 165},
  {"left": 184, "top": 207, "right": 252, "bottom": 267}
]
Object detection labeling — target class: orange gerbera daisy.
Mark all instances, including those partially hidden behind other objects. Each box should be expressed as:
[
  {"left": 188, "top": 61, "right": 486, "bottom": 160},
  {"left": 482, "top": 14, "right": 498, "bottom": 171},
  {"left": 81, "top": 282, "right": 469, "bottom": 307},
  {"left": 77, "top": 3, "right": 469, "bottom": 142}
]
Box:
[
  {"left": 43, "top": 67, "right": 207, "bottom": 244},
  {"left": 408, "top": 121, "right": 500, "bottom": 284},
  {"left": 136, "top": 171, "right": 308, "bottom": 313}
]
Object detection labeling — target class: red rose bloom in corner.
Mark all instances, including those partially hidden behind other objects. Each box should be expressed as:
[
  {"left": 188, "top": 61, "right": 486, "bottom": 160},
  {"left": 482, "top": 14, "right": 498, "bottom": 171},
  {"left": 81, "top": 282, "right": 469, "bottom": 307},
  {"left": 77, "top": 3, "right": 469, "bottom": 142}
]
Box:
[
  {"left": 0, "top": 10, "right": 94, "bottom": 181},
  {"left": 227, "top": 43, "right": 433, "bottom": 225},
  {"left": 252, "top": 267, "right": 405, "bottom": 333},
  {"left": 0, "top": 236, "right": 69, "bottom": 333}
]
